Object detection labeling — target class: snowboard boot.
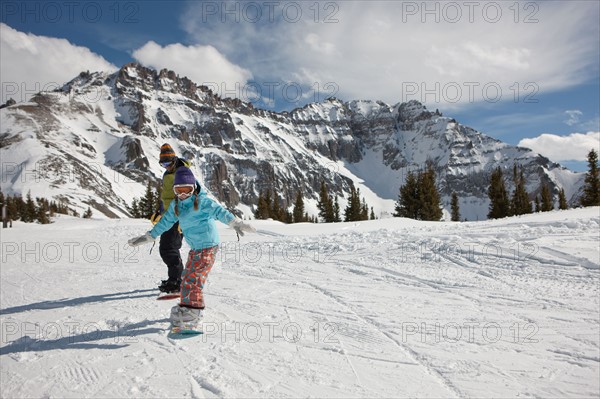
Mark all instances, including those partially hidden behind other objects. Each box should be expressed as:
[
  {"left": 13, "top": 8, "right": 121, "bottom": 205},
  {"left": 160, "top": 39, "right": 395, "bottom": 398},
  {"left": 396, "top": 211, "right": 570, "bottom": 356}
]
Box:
[
  {"left": 158, "top": 279, "right": 181, "bottom": 293},
  {"left": 170, "top": 305, "right": 203, "bottom": 329}
]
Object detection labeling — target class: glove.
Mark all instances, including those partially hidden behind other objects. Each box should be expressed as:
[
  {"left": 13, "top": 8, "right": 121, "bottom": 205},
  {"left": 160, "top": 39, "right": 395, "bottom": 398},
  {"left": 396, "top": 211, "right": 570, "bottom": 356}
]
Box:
[
  {"left": 150, "top": 212, "right": 162, "bottom": 225},
  {"left": 150, "top": 211, "right": 162, "bottom": 224},
  {"left": 228, "top": 218, "right": 256, "bottom": 237},
  {"left": 128, "top": 232, "right": 154, "bottom": 247}
]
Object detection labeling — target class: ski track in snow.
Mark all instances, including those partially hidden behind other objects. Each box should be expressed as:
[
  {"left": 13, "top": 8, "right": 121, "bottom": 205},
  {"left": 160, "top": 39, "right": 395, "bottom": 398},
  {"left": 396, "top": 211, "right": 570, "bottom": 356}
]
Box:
[{"left": 1, "top": 209, "right": 599, "bottom": 398}]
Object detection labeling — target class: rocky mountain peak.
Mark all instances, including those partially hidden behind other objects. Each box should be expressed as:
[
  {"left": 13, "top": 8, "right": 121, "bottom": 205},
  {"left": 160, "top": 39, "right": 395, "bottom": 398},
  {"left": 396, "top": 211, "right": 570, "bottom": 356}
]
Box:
[{"left": 0, "top": 65, "right": 585, "bottom": 221}]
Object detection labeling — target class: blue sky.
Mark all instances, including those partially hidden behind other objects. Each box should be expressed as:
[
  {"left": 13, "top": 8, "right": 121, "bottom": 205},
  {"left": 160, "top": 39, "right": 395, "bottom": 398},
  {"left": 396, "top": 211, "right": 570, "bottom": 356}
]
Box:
[{"left": 1, "top": 1, "right": 598, "bottom": 171}]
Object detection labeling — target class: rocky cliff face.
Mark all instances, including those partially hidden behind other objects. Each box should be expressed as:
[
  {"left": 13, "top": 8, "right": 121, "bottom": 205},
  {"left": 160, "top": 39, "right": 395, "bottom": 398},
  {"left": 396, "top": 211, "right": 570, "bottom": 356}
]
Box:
[{"left": 0, "top": 63, "right": 584, "bottom": 220}]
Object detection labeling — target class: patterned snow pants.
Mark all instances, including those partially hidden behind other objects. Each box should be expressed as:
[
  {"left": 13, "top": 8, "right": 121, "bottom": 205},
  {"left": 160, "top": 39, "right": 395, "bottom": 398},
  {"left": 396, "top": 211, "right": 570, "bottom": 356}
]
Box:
[{"left": 180, "top": 246, "right": 219, "bottom": 309}]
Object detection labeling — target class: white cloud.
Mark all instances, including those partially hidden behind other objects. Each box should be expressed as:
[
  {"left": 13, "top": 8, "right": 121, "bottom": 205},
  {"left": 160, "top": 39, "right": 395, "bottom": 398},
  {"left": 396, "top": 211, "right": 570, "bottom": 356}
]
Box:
[
  {"left": 0, "top": 23, "right": 117, "bottom": 103},
  {"left": 132, "top": 41, "right": 253, "bottom": 95},
  {"left": 180, "top": 1, "right": 599, "bottom": 110},
  {"left": 518, "top": 132, "right": 600, "bottom": 161},
  {"left": 564, "top": 110, "right": 583, "bottom": 126}
]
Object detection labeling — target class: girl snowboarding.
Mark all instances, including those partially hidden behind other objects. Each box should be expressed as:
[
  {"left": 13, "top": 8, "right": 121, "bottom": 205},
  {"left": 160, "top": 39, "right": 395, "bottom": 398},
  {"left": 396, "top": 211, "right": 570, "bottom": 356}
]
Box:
[{"left": 128, "top": 166, "right": 255, "bottom": 329}]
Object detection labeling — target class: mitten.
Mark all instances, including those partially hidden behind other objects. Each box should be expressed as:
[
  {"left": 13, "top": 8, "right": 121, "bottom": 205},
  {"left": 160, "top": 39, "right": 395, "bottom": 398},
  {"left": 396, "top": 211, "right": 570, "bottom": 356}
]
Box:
[
  {"left": 228, "top": 218, "right": 256, "bottom": 237},
  {"left": 128, "top": 232, "right": 154, "bottom": 247}
]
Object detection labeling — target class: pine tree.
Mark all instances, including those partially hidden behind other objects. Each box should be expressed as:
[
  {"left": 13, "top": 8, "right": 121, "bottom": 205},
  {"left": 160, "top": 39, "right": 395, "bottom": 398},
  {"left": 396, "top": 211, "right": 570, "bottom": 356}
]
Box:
[
  {"left": 450, "top": 192, "right": 460, "bottom": 221},
  {"left": 83, "top": 206, "right": 93, "bottom": 219},
  {"left": 344, "top": 186, "right": 363, "bottom": 222},
  {"left": 22, "top": 191, "right": 36, "bottom": 223},
  {"left": 292, "top": 191, "right": 305, "bottom": 223},
  {"left": 15, "top": 194, "right": 26, "bottom": 220},
  {"left": 488, "top": 167, "right": 510, "bottom": 219},
  {"left": 129, "top": 198, "right": 140, "bottom": 218},
  {"left": 333, "top": 197, "right": 341, "bottom": 222},
  {"left": 152, "top": 183, "right": 162, "bottom": 213},
  {"left": 581, "top": 149, "right": 600, "bottom": 206},
  {"left": 9, "top": 195, "right": 20, "bottom": 221},
  {"left": 264, "top": 191, "right": 273, "bottom": 218},
  {"left": 137, "top": 195, "right": 147, "bottom": 218},
  {"left": 0, "top": 191, "right": 7, "bottom": 224},
  {"left": 254, "top": 191, "right": 270, "bottom": 220},
  {"left": 534, "top": 196, "right": 541, "bottom": 212},
  {"left": 271, "top": 191, "right": 282, "bottom": 221},
  {"left": 4, "top": 196, "right": 10, "bottom": 221},
  {"left": 284, "top": 210, "right": 293, "bottom": 224},
  {"left": 52, "top": 199, "right": 69, "bottom": 216},
  {"left": 343, "top": 186, "right": 354, "bottom": 221},
  {"left": 558, "top": 188, "right": 568, "bottom": 210},
  {"left": 520, "top": 170, "right": 533, "bottom": 214},
  {"left": 360, "top": 196, "right": 369, "bottom": 221},
  {"left": 353, "top": 187, "right": 363, "bottom": 221},
  {"left": 540, "top": 184, "right": 553, "bottom": 212},
  {"left": 317, "top": 180, "right": 335, "bottom": 223},
  {"left": 394, "top": 171, "right": 420, "bottom": 219},
  {"left": 35, "top": 198, "right": 50, "bottom": 224},
  {"left": 370, "top": 207, "right": 376, "bottom": 220},
  {"left": 6, "top": 195, "right": 17, "bottom": 221},
  {"left": 418, "top": 165, "right": 443, "bottom": 221},
  {"left": 510, "top": 165, "right": 532, "bottom": 216},
  {"left": 139, "top": 180, "right": 157, "bottom": 219}
]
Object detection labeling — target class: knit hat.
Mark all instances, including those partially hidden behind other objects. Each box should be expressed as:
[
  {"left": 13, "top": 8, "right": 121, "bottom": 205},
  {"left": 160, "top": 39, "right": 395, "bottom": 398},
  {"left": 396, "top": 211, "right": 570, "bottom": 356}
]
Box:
[
  {"left": 159, "top": 143, "right": 176, "bottom": 163},
  {"left": 173, "top": 166, "right": 196, "bottom": 186}
]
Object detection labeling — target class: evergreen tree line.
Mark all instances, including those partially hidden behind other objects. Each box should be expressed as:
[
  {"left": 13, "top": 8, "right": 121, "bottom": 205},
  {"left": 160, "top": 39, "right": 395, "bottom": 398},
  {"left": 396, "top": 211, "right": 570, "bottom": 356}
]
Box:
[
  {"left": 489, "top": 163, "right": 573, "bottom": 219},
  {"left": 488, "top": 149, "right": 599, "bottom": 219},
  {"left": 254, "top": 190, "right": 317, "bottom": 223},
  {"left": 341, "top": 185, "right": 376, "bottom": 222},
  {"left": 392, "top": 148, "right": 600, "bottom": 223},
  {"left": 317, "top": 180, "right": 377, "bottom": 223},
  {"left": 394, "top": 164, "right": 444, "bottom": 221},
  {"left": 130, "top": 148, "right": 600, "bottom": 223},
  {"left": 253, "top": 180, "right": 378, "bottom": 224},
  {"left": 0, "top": 190, "right": 92, "bottom": 224},
  {"left": 128, "top": 180, "right": 162, "bottom": 219}
]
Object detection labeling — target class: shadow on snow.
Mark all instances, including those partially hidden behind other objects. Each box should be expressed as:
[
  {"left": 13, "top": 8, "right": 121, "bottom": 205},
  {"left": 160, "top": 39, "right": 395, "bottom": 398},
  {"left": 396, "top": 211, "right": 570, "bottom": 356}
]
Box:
[
  {"left": 0, "top": 289, "right": 158, "bottom": 315},
  {"left": 0, "top": 289, "right": 168, "bottom": 356},
  {"left": 0, "top": 318, "right": 169, "bottom": 356}
]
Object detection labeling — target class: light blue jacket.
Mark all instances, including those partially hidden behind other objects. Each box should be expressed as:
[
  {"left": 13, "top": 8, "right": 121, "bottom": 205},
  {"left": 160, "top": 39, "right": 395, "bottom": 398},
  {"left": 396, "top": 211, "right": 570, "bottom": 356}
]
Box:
[{"left": 150, "top": 185, "right": 236, "bottom": 250}]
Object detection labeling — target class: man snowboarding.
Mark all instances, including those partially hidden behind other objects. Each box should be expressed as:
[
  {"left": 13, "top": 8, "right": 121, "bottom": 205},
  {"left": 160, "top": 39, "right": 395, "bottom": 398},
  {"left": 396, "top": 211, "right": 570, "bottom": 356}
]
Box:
[
  {"left": 128, "top": 166, "right": 256, "bottom": 332},
  {"left": 153, "top": 143, "right": 190, "bottom": 294}
]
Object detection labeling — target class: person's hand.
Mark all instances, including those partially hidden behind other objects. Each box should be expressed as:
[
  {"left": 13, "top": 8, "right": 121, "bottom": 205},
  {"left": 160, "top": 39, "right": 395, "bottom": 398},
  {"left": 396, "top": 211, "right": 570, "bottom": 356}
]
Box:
[
  {"left": 228, "top": 218, "right": 256, "bottom": 237},
  {"left": 128, "top": 232, "right": 154, "bottom": 247},
  {"left": 150, "top": 212, "right": 162, "bottom": 225}
]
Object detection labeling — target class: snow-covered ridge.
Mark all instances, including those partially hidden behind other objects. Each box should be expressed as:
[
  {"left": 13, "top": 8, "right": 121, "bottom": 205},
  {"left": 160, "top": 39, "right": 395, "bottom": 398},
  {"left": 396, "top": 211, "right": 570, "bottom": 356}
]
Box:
[{"left": 0, "top": 63, "right": 585, "bottom": 220}]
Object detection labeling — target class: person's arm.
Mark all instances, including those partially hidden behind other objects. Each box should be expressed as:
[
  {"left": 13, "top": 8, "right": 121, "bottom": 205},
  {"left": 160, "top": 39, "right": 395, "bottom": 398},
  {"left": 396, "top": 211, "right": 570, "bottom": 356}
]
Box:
[
  {"left": 128, "top": 200, "right": 180, "bottom": 247},
  {"left": 203, "top": 197, "right": 257, "bottom": 236},
  {"left": 203, "top": 197, "right": 236, "bottom": 225}
]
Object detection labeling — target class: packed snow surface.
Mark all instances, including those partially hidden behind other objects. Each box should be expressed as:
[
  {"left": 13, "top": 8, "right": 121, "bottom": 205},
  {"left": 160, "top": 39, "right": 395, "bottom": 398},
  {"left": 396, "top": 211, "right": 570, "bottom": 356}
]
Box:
[{"left": 1, "top": 208, "right": 599, "bottom": 398}]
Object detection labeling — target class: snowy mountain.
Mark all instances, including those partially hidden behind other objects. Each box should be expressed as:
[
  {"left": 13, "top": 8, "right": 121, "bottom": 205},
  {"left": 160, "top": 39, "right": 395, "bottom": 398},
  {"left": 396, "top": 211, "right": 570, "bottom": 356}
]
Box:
[
  {"left": 0, "top": 63, "right": 585, "bottom": 220},
  {"left": 1, "top": 208, "right": 598, "bottom": 397}
]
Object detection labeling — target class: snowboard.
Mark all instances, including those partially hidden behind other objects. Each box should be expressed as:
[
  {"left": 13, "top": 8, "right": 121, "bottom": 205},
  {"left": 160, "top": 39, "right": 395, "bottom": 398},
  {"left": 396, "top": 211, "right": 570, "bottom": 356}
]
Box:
[
  {"left": 157, "top": 293, "right": 180, "bottom": 300},
  {"left": 168, "top": 324, "right": 203, "bottom": 338}
]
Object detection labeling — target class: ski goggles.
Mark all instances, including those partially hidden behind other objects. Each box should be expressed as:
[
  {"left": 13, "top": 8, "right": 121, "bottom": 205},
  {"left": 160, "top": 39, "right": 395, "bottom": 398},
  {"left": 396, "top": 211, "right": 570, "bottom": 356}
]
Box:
[
  {"left": 160, "top": 161, "right": 174, "bottom": 168},
  {"left": 173, "top": 184, "right": 195, "bottom": 199}
]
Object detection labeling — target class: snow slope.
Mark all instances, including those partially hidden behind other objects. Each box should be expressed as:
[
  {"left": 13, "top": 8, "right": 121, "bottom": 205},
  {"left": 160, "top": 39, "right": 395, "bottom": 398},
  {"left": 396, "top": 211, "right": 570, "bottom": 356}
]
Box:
[{"left": 1, "top": 208, "right": 599, "bottom": 398}]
